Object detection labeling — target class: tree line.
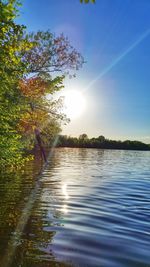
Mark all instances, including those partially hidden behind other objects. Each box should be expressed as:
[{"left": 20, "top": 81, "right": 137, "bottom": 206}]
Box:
[
  {"left": 0, "top": 0, "right": 84, "bottom": 169},
  {"left": 57, "top": 134, "right": 150, "bottom": 151}
]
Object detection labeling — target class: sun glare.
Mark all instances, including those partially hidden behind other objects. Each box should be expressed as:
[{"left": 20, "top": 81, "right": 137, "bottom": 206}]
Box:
[{"left": 63, "top": 90, "right": 86, "bottom": 119}]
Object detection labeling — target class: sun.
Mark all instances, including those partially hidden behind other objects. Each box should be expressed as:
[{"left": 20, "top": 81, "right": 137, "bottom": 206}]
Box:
[{"left": 63, "top": 90, "right": 86, "bottom": 119}]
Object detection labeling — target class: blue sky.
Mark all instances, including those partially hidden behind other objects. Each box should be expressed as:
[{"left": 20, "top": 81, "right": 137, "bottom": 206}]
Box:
[{"left": 18, "top": 0, "right": 150, "bottom": 143}]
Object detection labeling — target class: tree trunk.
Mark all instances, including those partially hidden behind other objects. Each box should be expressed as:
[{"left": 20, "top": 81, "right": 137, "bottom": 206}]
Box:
[
  {"left": 34, "top": 128, "right": 47, "bottom": 162},
  {"left": 30, "top": 103, "right": 47, "bottom": 162}
]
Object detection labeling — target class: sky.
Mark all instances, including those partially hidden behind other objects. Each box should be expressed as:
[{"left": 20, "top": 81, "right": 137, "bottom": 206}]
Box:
[{"left": 18, "top": 0, "right": 150, "bottom": 143}]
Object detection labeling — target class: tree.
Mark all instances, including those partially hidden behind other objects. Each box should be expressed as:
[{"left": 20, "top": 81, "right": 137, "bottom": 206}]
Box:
[
  {"left": 0, "top": 1, "right": 84, "bottom": 168},
  {"left": 23, "top": 31, "right": 84, "bottom": 77},
  {"left": 79, "top": 134, "right": 88, "bottom": 140},
  {"left": 18, "top": 31, "right": 84, "bottom": 161},
  {"left": 0, "top": 0, "right": 33, "bottom": 168},
  {"left": 18, "top": 75, "right": 66, "bottom": 161},
  {"left": 56, "top": 134, "right": 150, "bottom": 151},
  {"left": 80, "top": 0, "right": 96, "bottom": 3},
  {"left": 98, "top": 135, "right": 105, "bottom": 143}
]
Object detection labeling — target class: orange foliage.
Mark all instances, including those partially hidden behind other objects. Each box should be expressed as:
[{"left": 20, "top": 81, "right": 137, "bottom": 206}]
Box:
[
  {"left": 19, "top": 77, "right": 48, "bottom": 98},
  {"left": 18, "top": 110, "right": 48, "bottom": 134}
]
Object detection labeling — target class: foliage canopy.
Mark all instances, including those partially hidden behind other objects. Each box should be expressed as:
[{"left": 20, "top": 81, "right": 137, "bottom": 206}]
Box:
[{"left": 0, "top": 0, "right": 84, "bottom": 169}]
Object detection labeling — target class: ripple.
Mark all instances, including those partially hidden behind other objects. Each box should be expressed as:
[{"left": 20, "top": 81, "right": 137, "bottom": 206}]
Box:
[{"left": 0, "top": 149, "right": 150, "bottom": 267}]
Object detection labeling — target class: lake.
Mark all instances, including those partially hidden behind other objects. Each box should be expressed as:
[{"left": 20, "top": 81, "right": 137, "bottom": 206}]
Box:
[{"left": 0, "top": 148, "right": 150, "bottom": 267}]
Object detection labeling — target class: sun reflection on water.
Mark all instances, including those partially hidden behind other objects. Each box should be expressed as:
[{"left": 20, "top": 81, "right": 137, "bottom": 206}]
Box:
[
  {"left": 61, "top": 183, "right": 69, "bottom": 214},
  {"left": 61, "top": 204, "right": 68, "bottom": 214},
  {"left": 62, "top": 183, "right": 69, "bottom": 200}
]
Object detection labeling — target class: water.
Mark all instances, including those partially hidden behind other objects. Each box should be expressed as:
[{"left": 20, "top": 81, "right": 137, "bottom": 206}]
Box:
[{"left": 0, "top": 148, "right": 150, "bottom": 267}]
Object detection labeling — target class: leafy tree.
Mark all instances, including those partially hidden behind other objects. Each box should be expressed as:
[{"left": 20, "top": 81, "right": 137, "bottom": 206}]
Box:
[
  {"left": 0, "top": 0, "right": 85, "bottom": 168},
  {"left": 0, "top": 1, "right": 84, "bottom": 168},
  {"left": 18, "top": 75, "right": 66, "bottom": 161},
  {"left": 23, "top": 31, "right": 84, "bottom": 77},
  {"left": 18, "top": 31, "right": 84, "bottom": 161},
  {"left": 79, "top": 133, "right": 88, "bottom": 140},
  {"left": 0, "top": 0, "right": 33, "bottom": 168},
  {"left": 80, "top": 0, "right": 96, "bottom": 3},
  {"left": 98, "top": 135, "right": 105, "bottom": 143}
]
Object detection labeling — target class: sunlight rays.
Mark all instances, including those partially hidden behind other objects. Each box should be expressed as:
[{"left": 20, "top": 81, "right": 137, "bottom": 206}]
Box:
[{"left": 85, "top": 28, "right": 150, "bottom": 91}]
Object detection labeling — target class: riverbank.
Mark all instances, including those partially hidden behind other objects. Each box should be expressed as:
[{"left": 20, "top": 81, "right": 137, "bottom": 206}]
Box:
[{"left": 57, "top": 135, "right": 150, "bottom": 151}]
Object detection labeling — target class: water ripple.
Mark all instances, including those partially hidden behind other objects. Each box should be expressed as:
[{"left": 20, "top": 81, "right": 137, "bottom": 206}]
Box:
[{"left": 0, "top": 148, "right": 150, "bottom": 267}]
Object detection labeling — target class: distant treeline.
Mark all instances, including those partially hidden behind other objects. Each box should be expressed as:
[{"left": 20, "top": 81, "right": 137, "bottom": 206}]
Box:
[{"left": 57, "top": 134, "right": 150, "bottom": 151}]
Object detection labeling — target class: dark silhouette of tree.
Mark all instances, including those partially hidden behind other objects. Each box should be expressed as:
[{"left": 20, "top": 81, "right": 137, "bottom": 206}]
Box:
[{"left": 57, "top": 135, "right": 150, "bottom": 151}]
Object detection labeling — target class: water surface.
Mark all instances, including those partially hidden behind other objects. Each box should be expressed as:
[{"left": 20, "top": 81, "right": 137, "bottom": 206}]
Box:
[{"left": 0, "top": 148, "right": 150, "bottom": 267}]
